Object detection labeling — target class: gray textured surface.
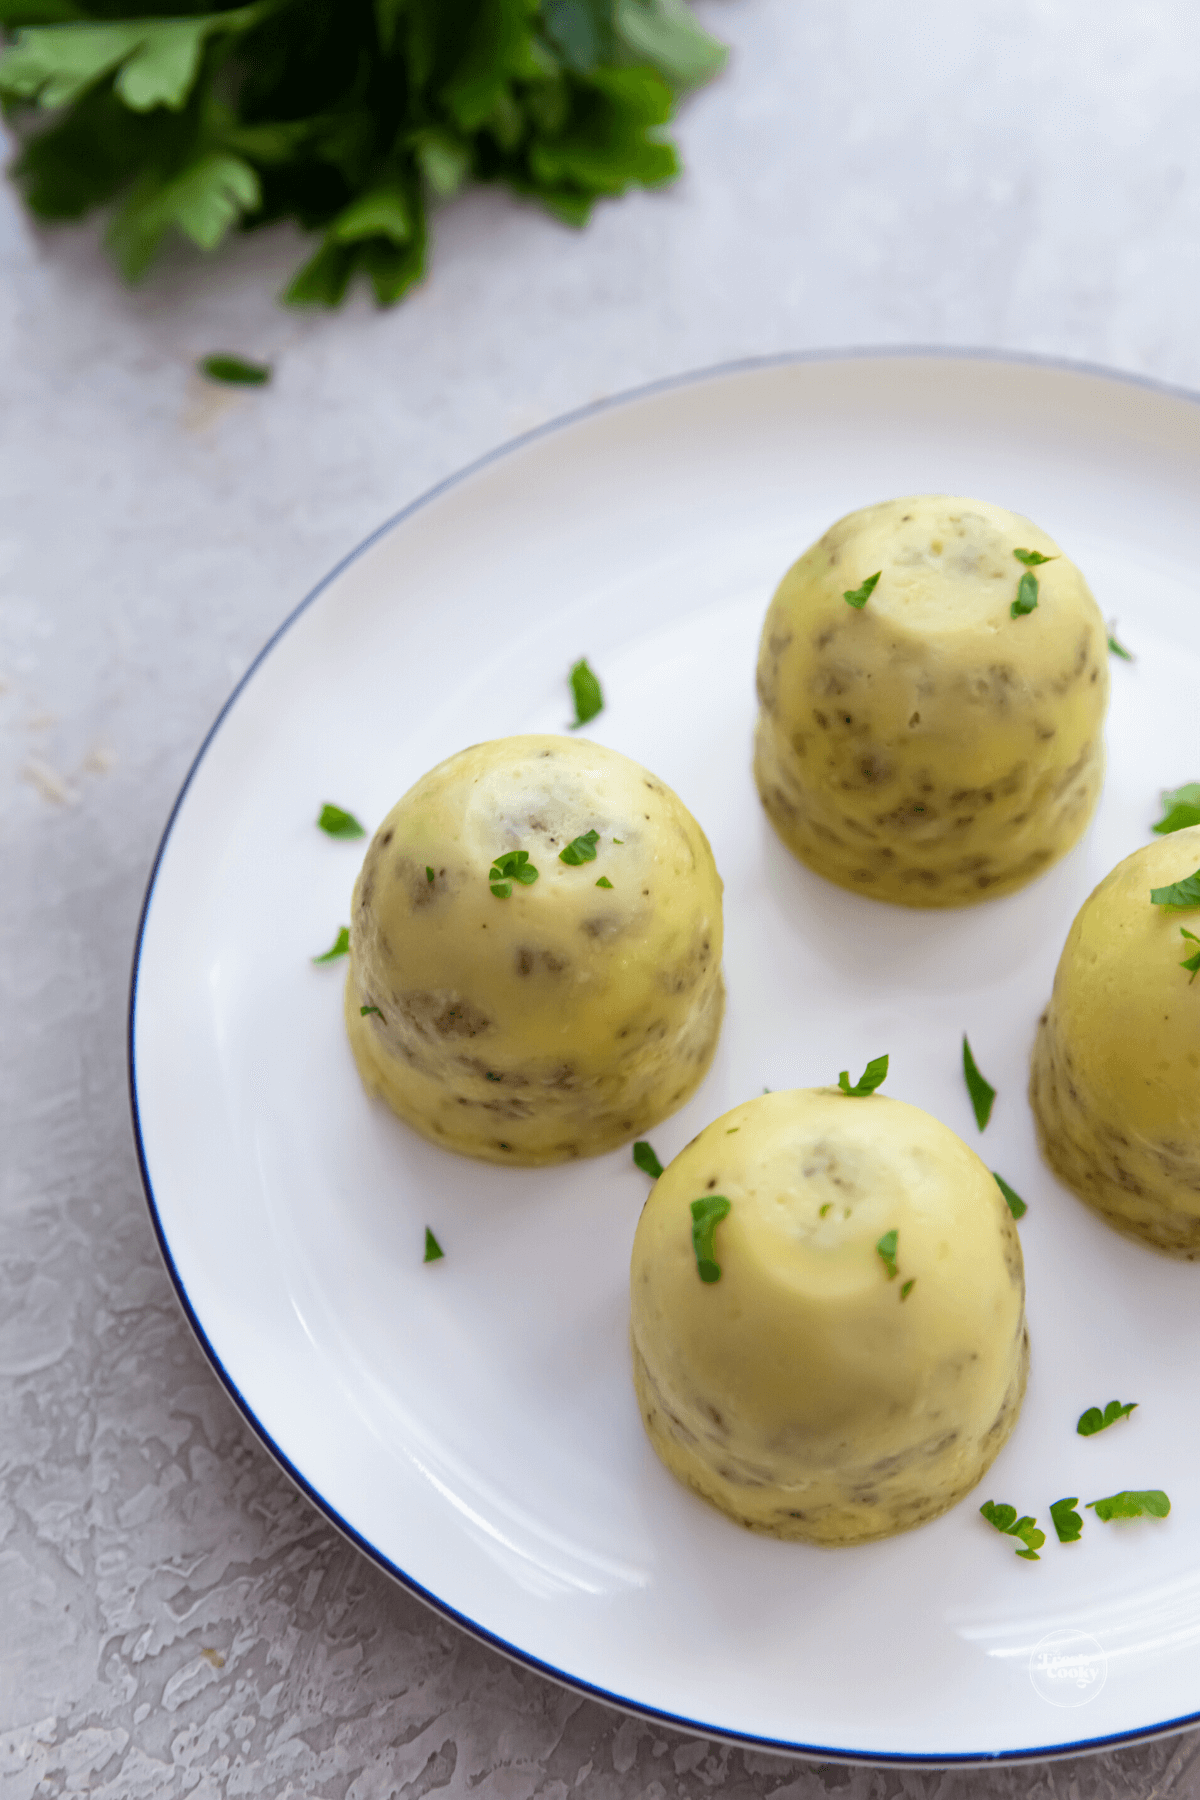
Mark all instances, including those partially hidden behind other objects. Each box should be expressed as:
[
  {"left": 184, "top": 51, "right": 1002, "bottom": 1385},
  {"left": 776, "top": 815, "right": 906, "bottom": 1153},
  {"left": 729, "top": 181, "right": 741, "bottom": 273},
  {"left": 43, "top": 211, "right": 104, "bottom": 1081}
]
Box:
[{"left": 5, "top": 1, "right": 1200, "bottom": 1793}]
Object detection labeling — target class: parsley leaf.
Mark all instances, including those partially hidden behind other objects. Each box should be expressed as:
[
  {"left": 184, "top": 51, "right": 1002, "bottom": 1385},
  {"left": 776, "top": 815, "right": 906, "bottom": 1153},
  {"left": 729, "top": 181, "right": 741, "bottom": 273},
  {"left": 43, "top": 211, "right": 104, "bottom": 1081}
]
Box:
[
  {"left": 595, "top": 875, "right": 613, "bottom": 887},
  {"left": 1011, "top": 570, "right": 1039, "bottom": 618},
  {"left": 633, "top": 1140, "right": 664, "bottom": 1179},
  {"left": 1077, "top": 1400, "right": 1137, "bottom": 1436},
  {"left": 312, "top": 925, "right": 349, "bottom": 963},
  {"left": 489, "top": 849, "right": 538, "bottom": 898},
  {"left": 962, "top": 1035, "right": 995, "bottom": 1130},
  {"left": 843, "top": 570, "right": 881, "bottom": 609},
  {"left": 900, "top": 1277, "right": 915, "bottom": 1299},
  {"left": 1150, "top": 868, "right": 1200, "bottom": 908},
  {"left": 423, "top": 1227, "right": 444, "bottom": 1263},
  {"left": 1013, "top": 547, "right": 1057, "bottom": 566},
  {"left": 200, "top": 352, "right": 270, "bottom": 385},
  {"left": 1181, "top": 927, "right": 1200, "bottom": 982},
  {"left": 426, "top": 866, "right": 435, "bottom": 883},
  {"left": 837, "top": 1053, "right": 888, "bottom": 1096},
  {"left": 0, "top": 2, "right": 726, "bottom": 307},
  {"left": 1086, "top": 1489, "right": 1170, "bottom": 1522},
  {"left": 875, "top": 1229, "right": 899, "bottom": 1280},
  {"left": 359, "top": 1004, "right": 383, "bottom": 1018},
  {"left": 1153, "top": 782, "right": 1200, "bottom": 836},
  {"left": 560, "top": 828, "right": 600, "bottom": 865},
  {"left": 568, "top": 657, "right": 604, "bottom": 728},
  {"left": 690, "top": 1194, "right": 730, "bottom": 1283},
  {"left": 993, "top": 1172, "right": 1027, "bottom": 1220},
  {"left": 1050, "top": 1497, "right": 1083, "bottom": 1543},
  {"left": 1107, "top": 625, "right": 1134, "bottom": 661},
  {"left": 317, "top": 802, "right": 365, "bottom": 838},
  {"left": 980, "top": 1499, "right": 1045, "bottom": 1560}
]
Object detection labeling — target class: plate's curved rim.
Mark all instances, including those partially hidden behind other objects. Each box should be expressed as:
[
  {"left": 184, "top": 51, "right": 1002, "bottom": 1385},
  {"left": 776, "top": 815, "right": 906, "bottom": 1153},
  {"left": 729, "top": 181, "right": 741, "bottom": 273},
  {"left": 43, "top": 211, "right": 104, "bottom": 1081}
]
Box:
[{"left": 127, "top": 344, "right": 1200, "bottom": 1769}]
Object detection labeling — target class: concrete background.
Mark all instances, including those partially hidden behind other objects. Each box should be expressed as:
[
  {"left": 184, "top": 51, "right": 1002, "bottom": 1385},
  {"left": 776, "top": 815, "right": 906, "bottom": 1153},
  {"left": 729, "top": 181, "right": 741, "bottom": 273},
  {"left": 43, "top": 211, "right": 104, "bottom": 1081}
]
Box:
[{"left": 5, "top": 2, "right": 1200, "bottom": 1794}]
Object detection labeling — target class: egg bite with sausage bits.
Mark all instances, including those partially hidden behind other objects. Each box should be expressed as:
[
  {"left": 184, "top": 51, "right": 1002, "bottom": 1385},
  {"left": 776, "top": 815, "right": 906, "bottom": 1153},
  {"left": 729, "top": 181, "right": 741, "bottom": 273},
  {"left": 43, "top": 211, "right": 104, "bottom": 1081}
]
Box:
[
  {"left": 630, "top": 1087, "right": 1029, "bottom": 1544},
  {"left": 345, "top": 735, "right": 725, "bottom": 1164},
  {"left": 754, "top": 495, "right": 1110, "bottom": 906},
  {"left": 1030, "top": 826, "right": 1200, "bottom": 1256}
]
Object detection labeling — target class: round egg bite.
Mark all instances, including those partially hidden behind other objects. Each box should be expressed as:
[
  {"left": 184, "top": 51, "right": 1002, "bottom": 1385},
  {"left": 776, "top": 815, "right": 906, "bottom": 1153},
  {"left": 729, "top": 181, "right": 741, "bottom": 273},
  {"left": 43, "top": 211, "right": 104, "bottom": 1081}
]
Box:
[
  {"left": 345, "top": 735, "right": 724, "bottom": 1164},
  {"left": 1030, "top": 825, "right": 1200, "bottom": 1255},
  {"left": 754, "top": 495, "right": 1109, "bottom": 906},
  {"left": 630, "top": 1089, "right": 1028, "bottom": 1544}
]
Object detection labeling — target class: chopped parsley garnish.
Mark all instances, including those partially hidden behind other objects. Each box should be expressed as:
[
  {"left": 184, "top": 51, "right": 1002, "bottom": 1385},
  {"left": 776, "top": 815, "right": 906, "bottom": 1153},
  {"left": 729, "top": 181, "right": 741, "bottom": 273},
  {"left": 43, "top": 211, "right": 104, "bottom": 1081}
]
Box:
[
  {"left": 596, "top": 876, "right": 613, "bottom": 888},
  {"left": 200, "top": 353, "right": 271, "bottom": 386},
  {"left": 313, "top": 926, "right": 350, "bottom": 963},
  {"left": 838, "top": 1053, "right": 888, "bottom": 1096},
  {"left": 633, "top": 1141, "right": 664, "bottom": 1180},
  {"left": 1150, "top": 867, "right": 1200, "bottom": 908},
  {"left": 690, "top": 1195, "right": 731, "bottom": 1283},
  {"left": 1153, "top": 782, "right": 1200, "bottom": 836},
  {"left": 1077, "top": 1399, "right": 1137, "bottom": 1436},
  {"left": 1181, "top": 928, "right": 1200, "bottom": 981},
  {"left": 426, "top": 866, "right": 435, "bottom": 883},
  {"left": 980, "top": 1500, "right": 1045, "bottom": 1560},
  {"left": 1050, "top": 1497, "right": 1083, "bottom": 1543},
  {"left": 317, "top": 803, "right": 365, "bottom": 838},
  {"left": 423, "top": 1228, "right": 444, "bottom": 1264},
  {"left": 993, "top": 1172, "right": 1027, "bottom": 1220},
  {"left": 900, "top": 1278, "right": 916, "bottom": 1300},
  {"left": 843, "top": 571, "right": 881, "bottom": 609},
  {"left": 485, "top": 1071, "right": 501, "bottom": 1082},
  {"left": 1107, "top": 626, "right": 1134, "bottom": 661},
  {"left": 875, "top": 1229, "right": 899, "bottom": 1280},
  {"left": 560, "top": 829, "right": 600, "bottom": 865},
  {"left": 1013, "top": 547, "right": 1057, "bottom": 567},
  {"left": 819, "top": 1203, "right": 831, "bottom": 1217},
  {"left": 962, "top": 1035, "right": 996, "bottom": 1130},
  {"left": 360, "top": 1004, "right": 383, "bottom": 1018},
  {"left": 1086, "top": 1489, "right": 1170, "bottom": 1522},
  {"left": 489, "top": 850, "right": 538, "bottom": 898},
  {"left": 1011, "top": 570, "right": 1039, "bottom": 618},
  {"left": 568, "top": 658, "right": 604, "bottom": 728},
  {"left": 612, "top": 837, "right": 624, "bottom": 844}
]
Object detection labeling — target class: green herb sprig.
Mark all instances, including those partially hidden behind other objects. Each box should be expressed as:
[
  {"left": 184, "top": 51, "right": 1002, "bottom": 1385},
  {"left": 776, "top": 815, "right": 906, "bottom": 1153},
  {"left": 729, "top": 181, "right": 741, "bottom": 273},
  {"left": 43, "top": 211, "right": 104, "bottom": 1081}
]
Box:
[
  {"left": 1077, "top": 1400, "right": 1137, "bottom": 1437},
  {"left": 200, "top": 353, "right": 270, "bottom": 385},
  {"left": 360, "top": 1004, "right": 383, "bottom": 1018},
  {"left": 633, "top": 1140, "right": 663, "bottom": 1179},
  {"left": 1013, "top": 548, "right": 1057, "bottom": 567},
  {"left": 838, "top": 1054, "right": 888, "bottom": 1096},
  {"left": 423, "top": 1227, "right": 444, "bottom": 1263},
  {"left": 1150, "top": 868, "right": 1200, "bottom": 908},
  {"left": 962, "top": 1035, "right": 995, "bottom": 1130},
  {"left": 1087, "top": 1489, "right": 1170, "bottom": 1522},
  {"left": 1153, "top": 783, "right": 1200, "bottom": 836},
  {"left": 993, "top": 1172, "right": 1027, "bottom": 1220},
  {"left": 1107, "top": 626, "right": 1134, "bottom": 661},
  {"left": 489, "top": 849, "right": 538, "bottom": 897},
  {"left": 1180, "top": 928, "right": 1200, "bottom": 981},
  {"left": 568, "top": 657, "right": 604, "bottom": 728},
  {"left": 560, "top": 829, "right": 600, "bottom": 865},
  {"left": 1011, "top": 571, "right": 1039, "bottom": 618},
  {"left": 317, "top": 802, "right": 365, "bottom": 838},
  {"left": 313, "top": 925, "right": 349, "bottom": 962},
  {"left": 1050, "top": 1497, "right": 1083, "bottom": 1543},
  {"left": 875, "top": 1229, "right": 899, "bottom": 1280},
  {"left": 843, "top": 571, "right": 881, "bottom": 609},
  {"left": 980, "top": 1500, "right": 1045, "bottom": 1560},
  {"left": 690, "top": 1194, "right": 730, "bottom": 1283},
  {"left": 0, "top": 3, "right": 726, "bottom": 308}
]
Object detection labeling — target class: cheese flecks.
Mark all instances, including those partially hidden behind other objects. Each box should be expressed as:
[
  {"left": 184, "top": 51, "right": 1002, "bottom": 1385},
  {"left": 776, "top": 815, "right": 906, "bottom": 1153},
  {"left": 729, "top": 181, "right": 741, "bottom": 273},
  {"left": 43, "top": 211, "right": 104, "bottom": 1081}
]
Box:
[
  {"left": 344, "top": 736, "right": 724, "bottom": 1164},
  {"left": 754, "top": 496, "right": 1110, "bottom": 907},
  {"left": 1030, "top": 826, "right": 1200, "bottom": 1255},
  {"left": 630, "top": 1090, "right": 1028, "bottom": 1544}
]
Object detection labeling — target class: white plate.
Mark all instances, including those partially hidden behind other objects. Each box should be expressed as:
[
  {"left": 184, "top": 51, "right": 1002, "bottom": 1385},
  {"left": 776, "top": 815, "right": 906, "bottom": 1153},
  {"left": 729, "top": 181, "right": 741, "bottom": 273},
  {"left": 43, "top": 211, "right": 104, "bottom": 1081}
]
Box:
[{"left": 130, "top": 353, "right": 1200, "bottom": 1765}]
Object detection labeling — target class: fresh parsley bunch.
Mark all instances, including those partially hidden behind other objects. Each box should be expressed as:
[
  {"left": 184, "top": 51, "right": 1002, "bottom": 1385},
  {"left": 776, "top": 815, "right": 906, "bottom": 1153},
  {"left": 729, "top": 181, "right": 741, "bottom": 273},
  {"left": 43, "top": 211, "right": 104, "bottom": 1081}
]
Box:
[{"left": 0, "top": 0, "right": 725, "bottom": 305}]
